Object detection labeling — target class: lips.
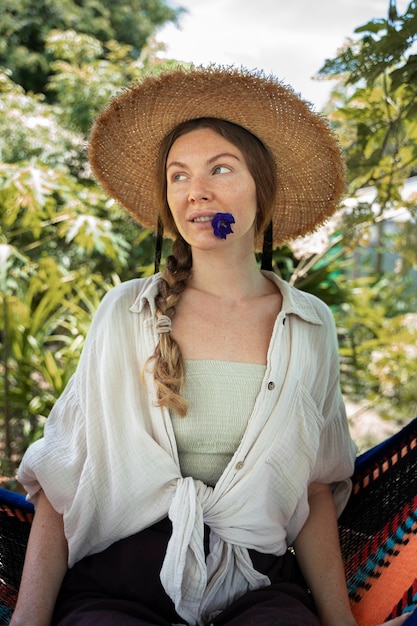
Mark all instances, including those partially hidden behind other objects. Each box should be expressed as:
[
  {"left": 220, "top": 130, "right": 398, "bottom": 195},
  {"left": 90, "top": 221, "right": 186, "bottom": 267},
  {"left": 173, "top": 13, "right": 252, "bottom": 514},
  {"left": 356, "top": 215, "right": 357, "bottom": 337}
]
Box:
[
  {"left": 192, "top": 215, "right": 213, "bottom": 223},
  {"left": 188, "top": 211, "right": 216, "bottom": 223}
]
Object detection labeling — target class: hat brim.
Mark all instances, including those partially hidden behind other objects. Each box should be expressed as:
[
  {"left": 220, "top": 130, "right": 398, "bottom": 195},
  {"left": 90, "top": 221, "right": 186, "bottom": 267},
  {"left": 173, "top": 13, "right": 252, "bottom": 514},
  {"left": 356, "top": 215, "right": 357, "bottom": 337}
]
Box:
[{"left": 89, "top": 65, "right": 345, "bottom": 248}]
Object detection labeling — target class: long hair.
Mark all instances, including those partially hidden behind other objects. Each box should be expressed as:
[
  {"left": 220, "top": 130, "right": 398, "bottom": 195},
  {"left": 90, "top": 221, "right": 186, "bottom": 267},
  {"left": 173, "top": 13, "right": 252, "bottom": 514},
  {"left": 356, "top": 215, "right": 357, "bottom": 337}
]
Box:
[{"left": 146, "top": 118, "right": 277, "bottom": 416}]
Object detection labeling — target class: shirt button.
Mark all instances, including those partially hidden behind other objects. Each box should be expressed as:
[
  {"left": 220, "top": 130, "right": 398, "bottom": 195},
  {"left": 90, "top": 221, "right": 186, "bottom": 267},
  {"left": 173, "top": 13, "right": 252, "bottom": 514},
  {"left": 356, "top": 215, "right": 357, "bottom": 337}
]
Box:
[
  {"left": 235, "top": 461, "right": 244, "bottom": 470},
  {"left": 268, "top": 381, "right": 275, "bottom": 390}
]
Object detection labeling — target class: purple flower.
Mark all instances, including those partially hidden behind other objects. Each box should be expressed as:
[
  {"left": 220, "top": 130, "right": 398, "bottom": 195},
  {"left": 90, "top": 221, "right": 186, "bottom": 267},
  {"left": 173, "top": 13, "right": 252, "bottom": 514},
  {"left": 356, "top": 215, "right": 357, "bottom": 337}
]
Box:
[{"left": 212, "top": 213, "right": 235, "bottom": 240}]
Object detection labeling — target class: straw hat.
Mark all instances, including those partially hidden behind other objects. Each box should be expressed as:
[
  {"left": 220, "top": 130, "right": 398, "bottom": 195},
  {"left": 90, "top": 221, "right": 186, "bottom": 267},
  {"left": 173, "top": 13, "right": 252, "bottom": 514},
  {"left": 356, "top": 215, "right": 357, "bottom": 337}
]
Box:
[{"left": 88, "top": 65, "right": 345, "bottom": 248}]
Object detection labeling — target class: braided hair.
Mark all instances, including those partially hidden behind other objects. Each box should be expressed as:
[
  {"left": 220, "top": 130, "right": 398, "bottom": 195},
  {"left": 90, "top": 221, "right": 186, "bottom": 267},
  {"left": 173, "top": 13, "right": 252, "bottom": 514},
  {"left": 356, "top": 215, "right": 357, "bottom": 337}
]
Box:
[{"left": 146, "top": 118, "right": 277, "bottom": 416}]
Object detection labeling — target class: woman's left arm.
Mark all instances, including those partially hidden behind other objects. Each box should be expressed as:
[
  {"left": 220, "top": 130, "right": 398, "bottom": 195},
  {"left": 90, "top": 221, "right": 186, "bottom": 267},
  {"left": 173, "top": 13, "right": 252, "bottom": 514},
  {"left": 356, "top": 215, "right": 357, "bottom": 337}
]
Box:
[
  {"left": 293, "top": 482, "right": 413, "bottom": 626},
  {"left": 293, "top": 481, "right": 357, "bottom": 626}
]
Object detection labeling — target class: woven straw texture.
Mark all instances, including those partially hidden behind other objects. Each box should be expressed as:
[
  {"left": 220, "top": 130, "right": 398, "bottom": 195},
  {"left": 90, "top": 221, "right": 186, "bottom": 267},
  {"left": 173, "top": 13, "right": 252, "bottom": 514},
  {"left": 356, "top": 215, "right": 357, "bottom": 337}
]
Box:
[{"left": 88, "top": 65, "right": 346, "bottom": 248}]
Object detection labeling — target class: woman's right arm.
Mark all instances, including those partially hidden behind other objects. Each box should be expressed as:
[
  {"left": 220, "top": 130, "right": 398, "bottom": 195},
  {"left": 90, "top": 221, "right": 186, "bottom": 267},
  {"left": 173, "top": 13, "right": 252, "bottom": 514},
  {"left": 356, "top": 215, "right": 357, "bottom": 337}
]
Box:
[{"left": 10, "top": 490, "right": 68, "bottom": 626}]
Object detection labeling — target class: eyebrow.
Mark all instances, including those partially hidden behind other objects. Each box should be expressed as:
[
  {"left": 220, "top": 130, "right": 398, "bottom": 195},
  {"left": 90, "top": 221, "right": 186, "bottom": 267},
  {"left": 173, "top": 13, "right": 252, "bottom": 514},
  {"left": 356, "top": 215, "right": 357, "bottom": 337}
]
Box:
[{"left": 166, "top": 152, "right": 241, "bottom": 170}]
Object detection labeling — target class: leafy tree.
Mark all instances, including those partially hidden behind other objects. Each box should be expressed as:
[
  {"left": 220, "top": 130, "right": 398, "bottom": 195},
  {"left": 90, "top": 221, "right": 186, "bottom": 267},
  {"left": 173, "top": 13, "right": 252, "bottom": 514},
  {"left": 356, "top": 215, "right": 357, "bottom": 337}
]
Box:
[
  {"left": 335, "top": 275, "right": 417, "bottom": 424},
  {"left": 318, "top": 0, "right": 417, "bottom": 205},
  {"left": 316, "top": 0, "right": 417, "bottom": 422},
  {"left": 270, "top": 217, "right": 349, "bottom": 308},
  {"left": 1, "top": 30, "right": 173, "bottom": 277},
  {"left": 0, "top": 0, "right": 184, "bottom": 96},
  {"left": 0, "top": 4, "right": 180, "bottom": 472},
  {"left": 317, "top": 0, "right": 417, "bottom": 282},
  {"left": 3, "top": 0, "right": 417, "bottom": 472}
]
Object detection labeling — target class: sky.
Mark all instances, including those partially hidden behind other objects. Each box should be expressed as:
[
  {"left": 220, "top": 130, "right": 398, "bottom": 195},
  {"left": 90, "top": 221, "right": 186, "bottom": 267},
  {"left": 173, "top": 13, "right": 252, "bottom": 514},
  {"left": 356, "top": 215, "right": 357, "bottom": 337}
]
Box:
[{"left": 157, "top": 0, "right": 409, "bottom": 110}]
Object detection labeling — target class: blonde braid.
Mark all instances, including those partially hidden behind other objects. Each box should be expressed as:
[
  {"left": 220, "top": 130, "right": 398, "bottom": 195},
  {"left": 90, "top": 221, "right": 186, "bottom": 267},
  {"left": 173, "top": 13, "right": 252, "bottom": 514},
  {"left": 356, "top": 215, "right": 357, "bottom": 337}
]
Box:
[{"left": 145, "top": 237, "right": 192, "bottom": 417}]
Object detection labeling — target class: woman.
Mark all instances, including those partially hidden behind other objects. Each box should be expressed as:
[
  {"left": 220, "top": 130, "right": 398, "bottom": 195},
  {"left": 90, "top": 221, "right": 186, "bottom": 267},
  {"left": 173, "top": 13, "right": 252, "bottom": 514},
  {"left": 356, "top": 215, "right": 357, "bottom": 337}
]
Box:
[{"left": 11, "top": 66, "right": 412, "bottom": 626}]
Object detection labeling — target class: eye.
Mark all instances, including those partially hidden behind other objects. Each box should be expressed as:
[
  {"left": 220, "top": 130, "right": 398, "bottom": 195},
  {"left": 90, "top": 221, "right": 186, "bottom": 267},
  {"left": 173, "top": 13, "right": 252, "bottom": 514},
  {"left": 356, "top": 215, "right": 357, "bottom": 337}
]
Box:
[
  {"left": 171, "top": 172, "right": 187, "bottom": 182},
  {"left": 212, "top": 165, "right": 231, "bottom": 175}
]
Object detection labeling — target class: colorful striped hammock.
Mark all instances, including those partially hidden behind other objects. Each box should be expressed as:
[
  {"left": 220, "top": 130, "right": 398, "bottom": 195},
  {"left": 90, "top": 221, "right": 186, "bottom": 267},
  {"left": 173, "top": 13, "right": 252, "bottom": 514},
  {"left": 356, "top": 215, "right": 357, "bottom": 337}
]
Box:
[{"left": 1, "top": 417, "right": 417, "bottom": 626}]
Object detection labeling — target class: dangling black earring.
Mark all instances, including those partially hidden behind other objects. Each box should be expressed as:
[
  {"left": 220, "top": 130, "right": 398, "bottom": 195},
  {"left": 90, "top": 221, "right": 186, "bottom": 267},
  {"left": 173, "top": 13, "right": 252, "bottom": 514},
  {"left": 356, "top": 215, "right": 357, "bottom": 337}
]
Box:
[
  {"left": 154, "top": 218, "right": 164, "bottom": 274},
  {"left": 261, "top": 221, "right": 273, "bottom": 271}
]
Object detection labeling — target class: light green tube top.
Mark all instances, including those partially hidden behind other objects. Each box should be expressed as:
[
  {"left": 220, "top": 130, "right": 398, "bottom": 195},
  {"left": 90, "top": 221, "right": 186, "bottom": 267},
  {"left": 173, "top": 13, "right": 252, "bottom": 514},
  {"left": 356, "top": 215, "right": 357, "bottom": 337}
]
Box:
[{"left": 170, "top": 360, "right": 266, "bottom": 486}]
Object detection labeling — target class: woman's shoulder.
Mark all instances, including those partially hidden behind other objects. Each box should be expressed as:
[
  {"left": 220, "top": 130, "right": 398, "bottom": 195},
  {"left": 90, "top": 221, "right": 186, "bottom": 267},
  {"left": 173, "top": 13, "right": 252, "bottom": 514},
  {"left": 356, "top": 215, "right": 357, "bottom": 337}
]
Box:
[
  {"left": 87, "top": 275, "right": 161, "bottom": 336},
  {"left": 264, "top": 271, "right": 333, "bottom": 324},
  {"left": 98, "top": 274, "right": 160, "bottom": 312}
]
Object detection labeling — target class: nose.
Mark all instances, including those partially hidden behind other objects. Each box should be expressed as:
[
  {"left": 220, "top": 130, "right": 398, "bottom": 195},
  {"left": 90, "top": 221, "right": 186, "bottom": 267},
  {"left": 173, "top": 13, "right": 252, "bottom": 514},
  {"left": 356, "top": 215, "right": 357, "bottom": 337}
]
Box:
[{"left": 187, "top": 175, "right": 212, "bottom": 204}]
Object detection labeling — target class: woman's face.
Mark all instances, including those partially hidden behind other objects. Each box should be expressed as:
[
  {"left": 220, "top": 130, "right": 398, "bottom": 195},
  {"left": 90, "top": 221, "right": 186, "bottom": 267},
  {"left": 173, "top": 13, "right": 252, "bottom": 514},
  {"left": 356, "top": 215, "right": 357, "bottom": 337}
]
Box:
[{"left": 166, "top": 127, "right": 257, "bottom": 251}]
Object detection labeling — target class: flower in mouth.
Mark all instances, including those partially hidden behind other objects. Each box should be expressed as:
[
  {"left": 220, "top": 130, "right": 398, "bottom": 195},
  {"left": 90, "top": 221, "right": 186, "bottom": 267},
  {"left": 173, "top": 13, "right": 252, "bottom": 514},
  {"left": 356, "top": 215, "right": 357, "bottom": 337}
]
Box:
[{"left": 211, "top": 212, "right": 235, "bottom": 240}]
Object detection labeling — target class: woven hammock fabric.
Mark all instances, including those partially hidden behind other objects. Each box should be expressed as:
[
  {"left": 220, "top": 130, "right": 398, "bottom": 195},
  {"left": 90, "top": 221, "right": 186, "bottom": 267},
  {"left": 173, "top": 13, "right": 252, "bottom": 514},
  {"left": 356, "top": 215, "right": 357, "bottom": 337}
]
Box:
[
  {"left": 1, "top": 418, "right": 417, "bottom": 626},
  {"left": 0, "top": 490, "right": 33, "bottom": 626},
  {"left": 339, "top": 417, "right": 417, "bottom": 625}
]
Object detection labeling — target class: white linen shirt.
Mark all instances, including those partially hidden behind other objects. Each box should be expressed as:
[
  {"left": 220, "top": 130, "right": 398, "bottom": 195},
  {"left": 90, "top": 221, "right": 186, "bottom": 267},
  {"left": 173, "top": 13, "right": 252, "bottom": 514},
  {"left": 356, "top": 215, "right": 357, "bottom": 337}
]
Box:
[{"left": 19, "top": 271, "right": 357, "bottom": 626}]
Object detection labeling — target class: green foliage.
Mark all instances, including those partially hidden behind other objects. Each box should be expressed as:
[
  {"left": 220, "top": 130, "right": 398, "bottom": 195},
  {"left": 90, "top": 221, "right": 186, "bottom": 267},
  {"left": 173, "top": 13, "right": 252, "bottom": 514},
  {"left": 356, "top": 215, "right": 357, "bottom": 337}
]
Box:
[
  {"left": 45, "top": 30, "right": 181, "bottom": 134},
  {"left": 394, "top": 218, "right": 417, "bottom": 273},
  {"left": 336, "top": 276, "right": 417, "bottom": 424},
  {"left": 271, "top": 237, "right": 348, "bottom": 307},
  {"left": 0, "top": 161, "right": 158, "bottom": 474},
  {"left": 317, "top": 1, "right": 417, "bottom": 280},
  {"left": 0, "top": 3, "right": 181, "bottom": 471},
  {"left": 0, "top": 72, "right": 83, "bottom": 168},
  {"left": 0, "top": 155, "right": 132, "bottom": 472},
  {"left": 319, "top": 1, "right": 417, "bottom": 90},
  {"left": 47, "top": 31, "right": 142, "bottom": 132},
  {"left": 2, "top": 0, "right": 417, "bottom": 470},
  {"left": 1, "top": 244, "right": 108, "bottom": 474},
  {"left": 319, "top": 1, "right": 417, "bottom": 191},
  {"left": 0, "top": 0, "right": 184, "bottom": 95},
  {"left": 331, "top": 79, "right": 417, "bottom": 196},
  {"left": 316, "top": 2, "right": 417, "bottom": 425}
]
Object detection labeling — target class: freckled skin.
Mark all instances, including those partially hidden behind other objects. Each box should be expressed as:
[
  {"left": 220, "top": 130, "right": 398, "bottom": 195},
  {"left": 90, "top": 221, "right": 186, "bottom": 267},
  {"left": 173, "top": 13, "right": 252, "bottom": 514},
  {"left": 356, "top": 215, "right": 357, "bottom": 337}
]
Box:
[{"left": 166, "top": 128, "right": 257, "bottom": 253}]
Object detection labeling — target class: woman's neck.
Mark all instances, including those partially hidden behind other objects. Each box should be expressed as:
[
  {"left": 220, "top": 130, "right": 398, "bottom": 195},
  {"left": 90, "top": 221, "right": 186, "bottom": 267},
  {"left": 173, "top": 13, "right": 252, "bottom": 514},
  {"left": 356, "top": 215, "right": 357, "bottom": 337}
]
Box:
[{"left": 188, "top": 249, "right": 273, "bottom": 301}]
